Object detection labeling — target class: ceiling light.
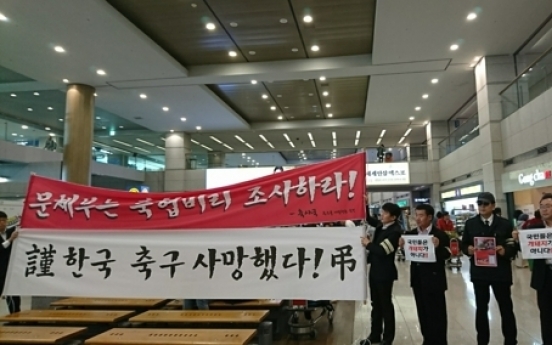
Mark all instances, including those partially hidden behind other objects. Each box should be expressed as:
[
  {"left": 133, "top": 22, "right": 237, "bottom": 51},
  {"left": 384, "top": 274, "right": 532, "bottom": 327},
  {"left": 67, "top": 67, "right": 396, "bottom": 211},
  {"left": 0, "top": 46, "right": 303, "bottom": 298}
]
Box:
[
  {"left": 311, "top": 141, "right": 316, "bottom": 148},
  {"left": 326, "top": 103, "right": 331, "bottom": 108},
  {"left": 45, "top": 127, "right": 50, "bottom": 130},
  {"left": 19, "top": 135, "right": 23, "bottom": 137},
  {"left": 21, "top": 125, "right": 28, "bottom": 129},
  {"left": 134, "top": 146, "right": 150, "bottom": 153},
  {"left": 431, "top": 78, "right": 439, "bottom": 84},
  {"left": 63, "top": 79, "right": 69, "bottom": 83},
  {"left": 229, "top": 51, "right": 237, "bottom": 57},
  {"left": 102, "top": 126, "right": 106, "bottom": 129},
  {"left": 404, "top": 128, "right": 412, "bottom": 136},
  {"left": 27, "top": 108, "right": 33, "bottom": 112},
  {"left": 140, "top": 94, "right": 147, "bottom": 99},
  {"left": 277, "top": 116, "right": 283, "bottom": 120},
  {"left": 245, "top": 143, "right": 254, "bottom": 150},
  {"left": 0, "top": 13, "right": 8, "bottom": 21},
  {"left": 277, "top": 94, "right": 282, "bottom": 98},
  {"left": 319, "top": 76, "right": 326, "bottom": 81},
  {"left": 180, "top": 117, "right": 186, "bottom": 122},
  {"left": 303, "top": 15, "right": 313, "bottom": 23},
  {"left": 280, "top": 18, "right": 288, "bottom": 24},
  {"left": 156, "top": 146, "right": 165, "bottom": 151},
  {"left": 201, "top": 144, "right": 213, "bottom": 151},
  {"left": 356, "top": 131, "right": 361, "bottom": 139},
  {"left": 210, "top": 136, "right": 222, "bottom": 144},
  {"left": 119, "top": 126, "right": 124, "bottom": 129},
  {"left": 332, "top": 132, "right": 336, "bottom": 140},
  {"left": 206, "top": 23, "right": 216, "bottom": 30},
  {"left": 328, "top": 113, "right": 333, "bottom": 118},
  {"left": 288, "top": 141, "right": 295, "bottom": 148},
  {"left": 230, "top": 22, "right": 238, "bottom": 27},
  {"left": 422, "top": 94, "right": 429, "bottom": 99},
  {"left": 170, "top": 129, "right": 174, "bottom": 133},
  {"left": 450, "top": 44, "right": 459, "bottom": 51},
  {"left": 136, "top": 138, "right": 155, "bottom": 146},
  {"left": 11, "top": 133, "right": 16, "bottom": 136},
  {"left": 259, "top": 135, "right": 268, "bottom": 142},
  {"left": 262, "top": 94, "right": 268, "bottom": 99},
  {"left": 283, "top": 133, "right": 291, "bottom": 141},
  {"left": 196, "top": 126, "right": 202, "bottom": 130},
  {"left": 54, "top": 46, "right": 65, "bottom": 53},
  {"left": 248, "top": 51, "right": 256, "bottom": 55},
  {"left": 33, "top": 92, "right": 39, "bottom": 96},
  {"left": 59, "top": 118, "right": 63, "bottom": 121},
  {"left": 49, "top": 133, "right": 55, "bottom": 137},
  {"left": 409, "top": 116, "right": 415, "bottom": 120},
  {"left": 251, "top": 80, "right": 257, "bottom": 84},
  {"left": 311, "top": 45, "right": 319, "bottom": 52},
  {"left": 94, "top": 93, "right": 97, "bottom": 97},
  {"left": 97, "top": 69, "right": 106, "bottom": 75},
  {"left": 291, "top": 48, "right": 298, "bottom": 52},
  {"left": 113, "top": 140, "right": 132, "bottom": 147},
  {"left": 415, "top": 106, "right": 421, "bottom": 111},
  {"left": 308, "top": 132, "right": 313, "bottom": 140},
  {"left": 333, "top": 140, "right": 337, "bottom": 147},
  {"left": 398, "top": 137, "right": 405, "bottom": 144},
  {"left": 377, "top": 138, "right": 382, "bottom": 145},
  {"left": 268, "top": 142, "right": 275, "bottom": 149},
  {"left": 271, "top": 106, "right": 276, "bottom": 110},
  {"left": 467, "top": 12, "right": 477, "bottom": 20},
  {"left": 379, "top": 129, "right": 386, "bottom": 137},
  {"left": 47, "top": 107, "right": 53, "bottom": 110},
  {"left": 223, "top": 144, "right": 234, "bottom": 150},
  {"left": 10, "top": 93, "right": 16, "bottom": 97},
  {"left": 323, "top": 91, "right": 329, "bottom": 97},
  {"left": 235, "top": 135, "right": 245, "bottom": 143}
]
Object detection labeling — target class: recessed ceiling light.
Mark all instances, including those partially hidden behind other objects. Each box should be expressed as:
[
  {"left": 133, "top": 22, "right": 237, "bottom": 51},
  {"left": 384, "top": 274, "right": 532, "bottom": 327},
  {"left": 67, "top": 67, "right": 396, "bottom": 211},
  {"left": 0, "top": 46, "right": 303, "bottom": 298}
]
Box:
[
  {"left": 54, "top": 46, "right": 65, "bottom": 53},
  {"left": 431, "top": 78, "right": 439, "bottom": 84},
  {"left": 206, "top": 23, "right": 216, "bottom": 30},
  {"left": 249, "top": 51, "right": 256, "bottom": 55},
  {"left": 47, "top": 107, "right": 53, "bottom": 110},
  {"left": 262, "top": 94, "right": 268, "bottom": 99},
  {"left": 49, "top": 133, "right": 56, "bottom": 137},
  {"left": 323, "top": 91, "right": 329, "bottom": 96},
  {"left": 450, "top": 44, "right": 459, "bottom": 51},
  {"left": 140, "top": 94, "right": 147, "bottom": 99},
  {"left": 33, "top": 92, "right": 39, "bottom": 96},
  {"left": 170, "top": 129, "right": 174, "bottom": 133},
  {"left": 309, "top": 93, "right": 313, "bottom": 97},
  {"left": 422, "top": 94, "right": 429, "bottom": 99},
  {"left": 196, "top": 126, "right": 202, "bottom": 130},
  {"left": 303, "top": 15, "right": 313, "bottom": 23},
  {"left": 180, "top": 117, "right": 186, "bottom": 121},
  {"left": 10, "top": 93, "right": 16, "bottom": 97},
  {"left": 415, "top": 106, "right": 421, "bottom": 111},
  {"left": 11, "top": 133, "right": 16, "bottom": 136},
  {"left": 311, "top": 45, "right": 320, "bottom": 52},
  {"left": 467, "top": 12, "right": 477, "bottom": 21},
  {"left": 27, "top": 108, "right": 33, "bottom": 112},
  {"left": 96, "top": 116, "right": 100, "bottom": 120},
  {"left": 94, "top": 93, "right": 97, "bottom": 97},
  {"left": 326, "top": 103, "right": 331, "bottom": 108},
  {"left": 277, "top": 94, "right": 282, "bottom": 98},
  {"left": 97, "top": 69, "right": 106, "bottom": 75},
  {"left": 45, "top": 127, "right": 50, "bottom": 130},
  {"left": 102, "top": 126, "right": 106, "bottom": 129},
  {"left": 163, "top": 107, "right": 169, "bottom": 112},
  {"left": 270, "top": 106, "right": 276, "bottom": 111},
  {"left": 291, "top": 48, "right": 298, "bottom": 52},
  {"left": 191, "top": 3, "right": 197, "bottom": 8},
  {"left": 119, "top": 126, "right": 124, "bottom": 129},
  {"left": 409, "top": 116, "right": 415, "bottom": 120},
  {"left": 251, "top": 80, "right": 258, "bottom": 84},
  {"left": 0, "top": 13, "right": 8, "bottom": 21},
  {"left": 19, "top": 135, "right": 23, "bottom": 137},
  {"left": 59, "top": 118, "right": 63, "bottom": 121},
  {"left": 319, "top": 76, "right": 326, "bottom": 81},
  {"left": 280, "top": 18, "right": 288, "bottom": 24},
  {"left": 328, "top": 113, "right": 333, "bottom": 118},
  {"left": 228, "top": 51, "right": 237, "bottom": 57},
  {"left": 230, "top": 22, "right": 238, "bottom": 27},
  {"left": 21, "top": 125, "right": 28, "bottom": 129},
  {"left": 277, "top": 116, "right": 283, "bottom": 120},
  {"left": 63, "top": 79, "right": 69, "bottom": 83}
]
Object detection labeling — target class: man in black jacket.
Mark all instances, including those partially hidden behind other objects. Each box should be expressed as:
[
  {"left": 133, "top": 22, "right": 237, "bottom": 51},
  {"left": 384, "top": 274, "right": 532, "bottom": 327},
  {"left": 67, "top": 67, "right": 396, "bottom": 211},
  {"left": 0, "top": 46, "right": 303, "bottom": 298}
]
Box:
[
  {"left": 400, "top": 204, "right": 450, "bottom": 345},
  {"left": 461, "top": 192, "right": 517, "bottom": 345},
  {"left": 361, "top": 203, "right": 402, "bottom": 345},
  {"left": 513, "top": 193, "right": 552, "bottom": 345},
  {"left": 0, "top": 211, "right": 20, "bottom": 314}
]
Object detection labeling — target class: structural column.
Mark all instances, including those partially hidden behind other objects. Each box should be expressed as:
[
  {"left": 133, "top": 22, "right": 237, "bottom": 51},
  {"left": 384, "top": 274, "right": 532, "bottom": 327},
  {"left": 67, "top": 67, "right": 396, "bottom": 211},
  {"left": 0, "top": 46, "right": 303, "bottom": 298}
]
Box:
[
  {"left": 62, "top": 84, "right": 95, "bottom": 185},
  {"left": 426, "top": 121, "right": 448, "bottom": 210},
  {"left": 475, "top": 56, "right": 516, "bottom": 210},
  {"left": 208, "top": 152, "right": 225, "bottom": 168},
  {"left": 164, "top": 132, "right": 192, "bottom": 192}
]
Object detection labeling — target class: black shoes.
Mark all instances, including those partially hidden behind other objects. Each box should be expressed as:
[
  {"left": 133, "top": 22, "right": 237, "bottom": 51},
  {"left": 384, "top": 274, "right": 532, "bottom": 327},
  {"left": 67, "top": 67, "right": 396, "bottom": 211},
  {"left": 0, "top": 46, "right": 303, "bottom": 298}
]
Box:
[{"left": 360, "top": 336, "right": 382, "bottom": 345}]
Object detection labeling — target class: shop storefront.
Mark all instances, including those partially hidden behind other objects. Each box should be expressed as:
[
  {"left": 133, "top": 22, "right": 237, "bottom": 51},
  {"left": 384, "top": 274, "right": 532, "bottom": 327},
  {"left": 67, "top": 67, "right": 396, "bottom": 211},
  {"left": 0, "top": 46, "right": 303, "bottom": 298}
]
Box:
[
  {"left": 440, "top": 183, "right": 483, "bottom": 231},
  {"left": 502, "top": 163, "right": 552, "bottom": 218}
]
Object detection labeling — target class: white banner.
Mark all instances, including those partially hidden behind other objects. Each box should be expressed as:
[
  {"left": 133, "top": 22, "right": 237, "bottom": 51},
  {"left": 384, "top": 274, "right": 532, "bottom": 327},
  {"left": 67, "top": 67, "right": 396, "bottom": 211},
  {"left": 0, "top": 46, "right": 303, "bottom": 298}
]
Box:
[
  {"left": 366, "top": 163, "right": 410, "bottom": 185},
  {"left": 403, "top": 235, "right": 436, "bottom": 262},
  {"left": 6, "top": 227, "right": 366, "bottom": 300},
  {"left": 518, "top": 229, "right": 552, "bottom": 259}
]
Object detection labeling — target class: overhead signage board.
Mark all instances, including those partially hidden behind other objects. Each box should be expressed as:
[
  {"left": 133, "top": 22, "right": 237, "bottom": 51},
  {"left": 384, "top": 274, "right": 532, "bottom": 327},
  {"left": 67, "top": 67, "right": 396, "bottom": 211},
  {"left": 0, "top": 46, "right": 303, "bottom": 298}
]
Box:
[
  {"left": 366, "top": 162, "right": 410, "bottom": 185},
  {"left": 502, "top": 162, "right": 552, "bottom": 193}
]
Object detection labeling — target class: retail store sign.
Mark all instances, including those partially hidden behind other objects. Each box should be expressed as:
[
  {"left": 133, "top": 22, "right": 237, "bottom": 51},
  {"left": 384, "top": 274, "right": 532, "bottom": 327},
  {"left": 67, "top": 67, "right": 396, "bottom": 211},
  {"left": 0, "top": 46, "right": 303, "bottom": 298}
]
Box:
[
  {"left": 440, "top": 190, "right": 457, "bottom": 199},
  {"left": 441, "top": 184, "right": 482, "bottom": 200},
  {"left": 366, "top": 162, "right": 410, "bottom": 185},
  {"left": 518, "top": 169, "right": 552, "bottom": 186}
]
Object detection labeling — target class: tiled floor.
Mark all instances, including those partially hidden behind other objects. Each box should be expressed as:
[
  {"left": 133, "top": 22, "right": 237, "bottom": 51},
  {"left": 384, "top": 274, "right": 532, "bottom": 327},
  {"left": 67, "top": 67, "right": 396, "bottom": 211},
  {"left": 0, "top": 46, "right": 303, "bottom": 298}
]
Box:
[{"left": 353, "top": 258, "right": 542, "bottom": 345}]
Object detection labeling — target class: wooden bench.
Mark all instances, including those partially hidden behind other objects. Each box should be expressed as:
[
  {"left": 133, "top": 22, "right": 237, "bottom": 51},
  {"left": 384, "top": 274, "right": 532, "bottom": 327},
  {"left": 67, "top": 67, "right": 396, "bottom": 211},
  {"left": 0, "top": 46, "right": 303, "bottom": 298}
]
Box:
[
  {"left": 0, "top": 310, "right": 135, "bottom": 324},
  {"left": 51, "top": 298, "right": 168, "bottom": 310},
  {"left": 130, "top": 310, "right": 269, "bottom": 324},
  {"left": 0, "top": 326, "right": 86, "bottom": 344},
  {"left": 85, "top": 328, "right": 257, "bottom": 345},
  {"left": 165, "top": 300, "right": 283, "bottom": 310}
]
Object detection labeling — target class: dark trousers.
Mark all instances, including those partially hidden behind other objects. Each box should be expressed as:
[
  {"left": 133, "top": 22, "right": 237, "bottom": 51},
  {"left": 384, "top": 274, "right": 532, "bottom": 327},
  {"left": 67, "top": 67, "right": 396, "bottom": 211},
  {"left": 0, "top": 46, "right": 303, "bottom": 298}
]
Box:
[
  {"left": 412, "top": 286, "right": 447, "bottom": 345},
  {"left": 537, "top": 269, "right": 552, "bottom": 345},
  {"left": 473, "top": 281, "right": 517, "bottom": 345},
  {"left": 369, "top": 278, "right": 395, "bottom": 343},
  {"left": 5, "top": 296, "right": 20, "bottom": 314}
]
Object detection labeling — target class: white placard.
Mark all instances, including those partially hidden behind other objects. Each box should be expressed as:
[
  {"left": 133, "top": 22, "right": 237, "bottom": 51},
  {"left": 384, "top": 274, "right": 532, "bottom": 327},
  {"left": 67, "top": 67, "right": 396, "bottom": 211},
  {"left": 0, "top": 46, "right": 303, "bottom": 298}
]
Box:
[
  {"left": 6, "top": 227, "right": 366, "bottom": 300},
  {"left": 403, "top": 235, "right": 436, "bottom": 262},
  {"left": 366, "top": 163, "right": 410, "bottom": 185},
  {"left": 518, "top": 229, "right": 552, "bottom": 259},
  {"left": 206, "top": 167, "right": 295, "bottom": 189}
]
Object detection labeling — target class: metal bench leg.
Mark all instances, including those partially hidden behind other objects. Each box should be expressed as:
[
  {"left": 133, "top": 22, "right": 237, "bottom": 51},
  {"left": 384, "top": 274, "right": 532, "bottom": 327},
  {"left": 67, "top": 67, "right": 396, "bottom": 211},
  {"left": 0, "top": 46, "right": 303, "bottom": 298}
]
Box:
[{"left": 258, "top": 321, "right": 273, "bottom": 345}]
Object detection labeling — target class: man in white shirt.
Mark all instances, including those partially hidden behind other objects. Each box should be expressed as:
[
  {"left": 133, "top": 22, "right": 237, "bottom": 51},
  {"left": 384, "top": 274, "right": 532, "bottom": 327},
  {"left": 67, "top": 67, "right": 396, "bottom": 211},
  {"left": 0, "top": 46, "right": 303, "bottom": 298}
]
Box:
[{"left": 0, "top": 211, "right": 20, "bottom": 313}]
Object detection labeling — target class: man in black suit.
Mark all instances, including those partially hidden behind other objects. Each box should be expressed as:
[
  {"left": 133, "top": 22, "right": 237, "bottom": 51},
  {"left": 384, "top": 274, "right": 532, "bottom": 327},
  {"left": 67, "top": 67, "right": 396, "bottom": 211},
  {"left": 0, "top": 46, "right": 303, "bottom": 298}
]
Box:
[
  {"left": 400, "top": 204, "right": 450, "bottom": 345},
  {"left": 461, "top": 192, "right": 517, "bottom": 345},
  {"left": 514, "top": 193, "right": 552, "bottom": 345},
  {"left": 0, "top": 211, "right": 20, "bottom": 314},
  {"left": 361, "top": 203, "right": 403, "bottom": 345}
]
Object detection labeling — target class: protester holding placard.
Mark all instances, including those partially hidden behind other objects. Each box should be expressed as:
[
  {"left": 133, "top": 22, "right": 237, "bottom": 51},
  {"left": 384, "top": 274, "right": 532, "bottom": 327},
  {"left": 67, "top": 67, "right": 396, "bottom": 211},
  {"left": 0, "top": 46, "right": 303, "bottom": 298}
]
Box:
[
  {"left": 461, "top": 192, "right": 517, "bottom": 345},
  {"left": 361, "top": 203, "right": 402, "bottom": 345},
  {"left": 0, "top": 211, "right": 21, "bottom": 314},
  {"left": 513, "top": 193, "right": 552, "bottom": 345},
  {"left": 399, "top": 204, "right": 451, "bottom": 345}
]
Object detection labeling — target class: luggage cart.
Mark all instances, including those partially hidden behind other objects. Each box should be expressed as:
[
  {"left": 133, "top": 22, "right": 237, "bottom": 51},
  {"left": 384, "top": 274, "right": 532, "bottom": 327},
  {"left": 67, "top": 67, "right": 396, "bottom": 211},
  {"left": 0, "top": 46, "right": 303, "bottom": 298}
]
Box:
[
  {"left": 447, "top": 237, "right": 462, "bottom": 270},
  {"left": 286, "top": 300, "right": 335, "bottom": 340}
]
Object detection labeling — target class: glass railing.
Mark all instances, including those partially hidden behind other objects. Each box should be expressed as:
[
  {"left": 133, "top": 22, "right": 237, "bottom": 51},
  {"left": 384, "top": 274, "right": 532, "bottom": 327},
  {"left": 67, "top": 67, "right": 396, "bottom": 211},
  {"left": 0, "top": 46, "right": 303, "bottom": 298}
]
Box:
[
  {"left": 500, "top": 45, "right": 552, "bottom": 118},
  {"left": 438, "top": 114, "right": 479, "bottom": 157}
]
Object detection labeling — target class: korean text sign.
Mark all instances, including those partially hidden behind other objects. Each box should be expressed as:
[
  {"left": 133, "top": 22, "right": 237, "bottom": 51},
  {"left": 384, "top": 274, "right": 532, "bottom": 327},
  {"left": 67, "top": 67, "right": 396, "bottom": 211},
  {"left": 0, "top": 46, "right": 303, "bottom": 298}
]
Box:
[
  {"left": 403, "top": 235, "right": 436, "bottom": 262},
  {"left": 5, "top": 228, "right": 367, "bottom": 300},
  {"left": 518, "top": 229, "right": 552, "bottom": 259},
  {"left": 21, "top": 153, "right": 366, "bottom": 229}
]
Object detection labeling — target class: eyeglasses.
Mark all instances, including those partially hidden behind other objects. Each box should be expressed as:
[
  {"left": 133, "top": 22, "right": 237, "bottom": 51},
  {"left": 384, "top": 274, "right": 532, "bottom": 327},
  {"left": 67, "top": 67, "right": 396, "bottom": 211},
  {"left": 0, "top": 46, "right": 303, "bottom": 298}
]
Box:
[
  {"left": 540, "top": 204, "right": 552, "bottom": 210},
  {"left": 477, "top": 201, "right": 490, "bottom": 206}
]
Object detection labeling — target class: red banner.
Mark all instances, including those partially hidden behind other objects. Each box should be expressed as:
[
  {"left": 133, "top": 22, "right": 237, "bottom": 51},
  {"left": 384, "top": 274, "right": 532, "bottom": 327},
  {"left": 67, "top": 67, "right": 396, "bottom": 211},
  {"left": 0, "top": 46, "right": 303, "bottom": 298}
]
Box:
[{"left": 21, "top": 153, "right": 366, "bottom": 230}]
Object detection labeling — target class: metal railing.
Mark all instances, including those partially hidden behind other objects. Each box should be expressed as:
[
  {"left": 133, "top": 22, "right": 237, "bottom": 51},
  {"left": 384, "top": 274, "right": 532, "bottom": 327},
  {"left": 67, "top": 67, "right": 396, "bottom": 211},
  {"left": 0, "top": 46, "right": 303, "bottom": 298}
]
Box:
[{"left": 438, "top": 114, "right": 479, "bottom": 157}]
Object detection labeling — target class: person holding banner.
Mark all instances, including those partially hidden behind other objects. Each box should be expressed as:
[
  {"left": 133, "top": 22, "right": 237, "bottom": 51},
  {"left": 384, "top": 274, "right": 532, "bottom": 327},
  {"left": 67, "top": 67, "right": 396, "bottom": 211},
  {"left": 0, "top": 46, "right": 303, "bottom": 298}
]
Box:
[
  {"left": 400, "top": 204, "right": 450, "bottom": 345},
  {"left": 461, "top": 192, "right": 517, "bottom": 345},
  {"left": 361, "top": 203, "right": 402, "bottom": 345},
  {"left": 0, "top": 211, "right": 21, "bottom": 314},
  {"left": 513, "top": 193, "right": 552, "bottom": 345}
]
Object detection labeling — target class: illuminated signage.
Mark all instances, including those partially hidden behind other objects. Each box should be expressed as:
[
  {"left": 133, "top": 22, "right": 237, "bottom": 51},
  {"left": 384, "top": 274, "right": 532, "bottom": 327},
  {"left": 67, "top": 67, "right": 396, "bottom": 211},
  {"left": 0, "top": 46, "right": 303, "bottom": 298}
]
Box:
[
  {"left": 366, "top": 162, "right": 410, "bottom": 185},
  {"left": 441, "top": 184, "right": 482, "bottom": 200},
  {"left": 518, "top": 169, "right": 552, "bottom": 186},
  {"left": 441, "top": 190, "right": 457, "bottom": 199}
]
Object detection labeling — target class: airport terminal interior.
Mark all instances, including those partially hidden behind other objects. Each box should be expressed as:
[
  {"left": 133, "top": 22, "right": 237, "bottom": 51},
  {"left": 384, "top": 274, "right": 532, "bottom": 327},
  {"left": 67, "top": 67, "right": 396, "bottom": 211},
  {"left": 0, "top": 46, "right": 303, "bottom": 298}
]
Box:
[{"left": 2, "top": 1, "right": 552, "bottom": 344}]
